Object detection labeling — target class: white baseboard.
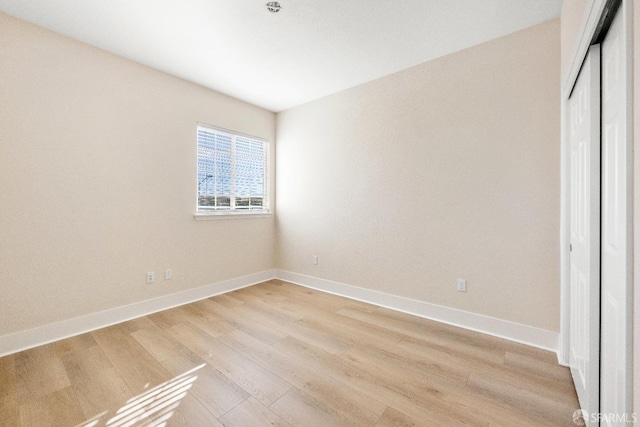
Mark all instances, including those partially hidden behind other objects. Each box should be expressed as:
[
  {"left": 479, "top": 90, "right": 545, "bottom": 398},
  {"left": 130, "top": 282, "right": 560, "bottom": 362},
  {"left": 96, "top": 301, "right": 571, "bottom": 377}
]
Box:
[
  {"left": 0, "top": 270, "right": 276, "bottom": 357},
  {"left": 0, "top": 268, "right": 560, "bottom": 358},
  {"left": 275, "top": 270, "right": 560, "bottom": 353}
]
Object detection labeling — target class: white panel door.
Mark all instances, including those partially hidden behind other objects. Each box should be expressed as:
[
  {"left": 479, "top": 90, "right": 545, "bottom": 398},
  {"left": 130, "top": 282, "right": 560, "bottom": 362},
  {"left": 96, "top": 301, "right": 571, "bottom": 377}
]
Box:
[
  {"left": 568, "top": 44, "right": 601, "bottom": 425},
  {"left": 600, "top": 7, "right": 631, "bottom": 424}
]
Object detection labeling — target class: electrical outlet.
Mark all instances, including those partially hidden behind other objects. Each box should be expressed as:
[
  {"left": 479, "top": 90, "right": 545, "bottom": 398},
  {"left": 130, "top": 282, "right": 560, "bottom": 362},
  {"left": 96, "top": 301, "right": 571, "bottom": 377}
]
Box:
[
  {"left": 165, "top": 268, "right": 173, "bottom": 280},
  {"left": 147, "top": 271, "right": 155, "bottom": 283},
  {"left": 457, "top": 279, "right": 466, "bottom": 292},
  {"left": 313, "top": 255, "right": 318, "bottom": 265}
]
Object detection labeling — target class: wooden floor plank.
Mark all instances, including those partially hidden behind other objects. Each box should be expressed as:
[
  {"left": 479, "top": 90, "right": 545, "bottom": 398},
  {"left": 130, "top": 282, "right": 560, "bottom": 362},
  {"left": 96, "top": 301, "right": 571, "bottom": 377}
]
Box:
[
  {"left": 297, "top": 310, "right": 404, "bottom": 350},
  {"left": 54, "top": 333, "right": 97, "bottom": 358},
  {"left": 147, "top": 391, "right": 223, "bottom": 427},
  {"left": 147, "top": 307, "right": 189, "bottom": 330},
  {"left": 212, "top": 293, "right": 354, "bottom": 356},
  {"left": 61, "top": 345, "right": 142, "bottom": 423},
  {"left": 264, "top": 280, "right": 378, "bottom": 313},
  {"left": 211, "top": 300, "right": 290, "bottom": 337},
  {"left": 211, "top": 293, "right": 245, "bottom": 308},
  {"left": 272, "top": 336, "right": 469, "bottom": 425},
  {"left": 0, "top": 395, "right": 19, "bottom": 427},
  {"left": 340, "top": 307, "right": 506, "bottom": 365},
  {"left": 342, "top": 343, "right": 548, "bottom": 426},
  {"left": 18, "top": 387, "right": 85, "bottom": 427},
  {"left": 178, "top": 304, "right": 235, "bottom": 338},
  {"left": 98, "top": 364, "right": 211, "bottom": 427},
  {"left": 219, "top": 329, "right": 387, "bottom": 426},
  {"left": 467, "top": 371, "right": 578, "bottom": 425},
  {"left": 504, "top": 350, "right": 573, "bottom": 382},
  {"left": 196, "top": 298, "right": 288, "bottom": 345},
  {"left": 130, "top": 323, "right": 202, "bottom": 367},
  {"left": 0, "top": 354, "right": 19, "bottom": 426},
  {"left": 242, "top": 296, "right": 355, "bottom": 355},
  {"left": 374, "top": 406, "right": 423, "bottom": 427},
  {"left": 128, "top": 322, "right": 246, "bottom": 418},
  {"left": 160, "top": 354, "right": 249, "bottom": 417},
  {"left": 166, "top": 322, "right": 291, "bottom": 406},
  {"left": 471, "top": 358, "right": 578, "bottom": 406},
  {"left": 239, "top": 294, "right": 305, "bottom": 323},
  {"left": 92, "top": 324, "right": 173, "bottom": 395},
  {"left": 219, "top": 396, "right": 291, "bottom": 427},
  {"left": 118, "top": 315, "right": 158, "bottom": 334},
  {"left": 0, "top": 354, "right": 17, "bottom": 401},
  {"left": 270, "top": 387, "right": 359, "bottom": 427},
  {"left": 15, "top": 344, "right": 70, "bottom": 404}
]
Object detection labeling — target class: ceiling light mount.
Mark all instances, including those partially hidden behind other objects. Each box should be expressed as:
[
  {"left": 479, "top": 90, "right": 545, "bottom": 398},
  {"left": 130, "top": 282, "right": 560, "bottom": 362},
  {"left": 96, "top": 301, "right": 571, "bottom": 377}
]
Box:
[{"left": 266, "top": 1, "right": 281, "bottom": 13}]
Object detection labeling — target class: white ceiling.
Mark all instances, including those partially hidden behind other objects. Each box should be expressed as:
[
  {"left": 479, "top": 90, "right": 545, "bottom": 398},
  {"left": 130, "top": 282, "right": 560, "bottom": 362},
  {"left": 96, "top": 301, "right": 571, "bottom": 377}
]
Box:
[{"left": 0, "top": 0, "right": 563, "bottom": 112}]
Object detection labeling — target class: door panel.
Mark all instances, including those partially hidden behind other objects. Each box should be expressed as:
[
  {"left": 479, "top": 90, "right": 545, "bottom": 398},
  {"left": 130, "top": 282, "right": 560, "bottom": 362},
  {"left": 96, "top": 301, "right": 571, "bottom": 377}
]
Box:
[
  {"left": 600, "top": 7, "right": 631, "bottom": 424},
  {"left": 568, "top": 44, "right": 601, "bottom": 425}
]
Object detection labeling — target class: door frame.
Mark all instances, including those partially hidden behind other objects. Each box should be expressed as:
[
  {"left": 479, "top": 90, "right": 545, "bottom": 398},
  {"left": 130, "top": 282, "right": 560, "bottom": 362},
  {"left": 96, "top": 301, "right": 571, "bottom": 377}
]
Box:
[{"left": 559, "top": 0, "right": 634, "bottom": 411}]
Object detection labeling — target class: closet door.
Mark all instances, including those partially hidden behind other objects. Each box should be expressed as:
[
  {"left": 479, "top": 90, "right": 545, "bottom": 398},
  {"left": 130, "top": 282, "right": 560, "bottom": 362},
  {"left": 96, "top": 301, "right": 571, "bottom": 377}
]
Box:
[
  {"left": 600, "top": 7, "right": 631, "bottom": 424},
  {"left": 568, "top": 44, "right": 601, "bottom": 425}
]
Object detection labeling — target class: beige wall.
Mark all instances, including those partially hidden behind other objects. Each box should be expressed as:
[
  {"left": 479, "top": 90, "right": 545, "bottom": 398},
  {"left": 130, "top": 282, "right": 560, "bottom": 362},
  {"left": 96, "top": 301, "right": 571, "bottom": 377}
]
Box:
[
  {"left": 0, "top": 12, "right": 276, "bottom": 336},
  {"left": 276, "top": 19, "right": 561, "bottom": 331}
]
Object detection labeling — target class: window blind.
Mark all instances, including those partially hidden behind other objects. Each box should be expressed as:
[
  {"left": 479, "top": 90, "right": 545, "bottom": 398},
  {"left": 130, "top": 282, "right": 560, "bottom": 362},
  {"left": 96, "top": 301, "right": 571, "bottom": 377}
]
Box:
[{"left": 197, "top": 125, "right": 267, "bottom": 212}]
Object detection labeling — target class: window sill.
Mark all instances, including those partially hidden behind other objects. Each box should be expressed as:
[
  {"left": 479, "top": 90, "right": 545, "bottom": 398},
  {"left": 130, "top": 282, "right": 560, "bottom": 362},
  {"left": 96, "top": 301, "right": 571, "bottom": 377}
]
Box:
[{"left": 193, "top": 211, "right": 273, "bottom": 221}]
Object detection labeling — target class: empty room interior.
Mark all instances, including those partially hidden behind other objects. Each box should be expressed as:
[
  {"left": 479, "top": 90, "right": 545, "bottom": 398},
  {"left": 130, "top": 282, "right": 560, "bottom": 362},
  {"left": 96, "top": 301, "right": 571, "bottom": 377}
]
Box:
[{"left": 1, "top": 0, "right": 639, "bottom": 426}]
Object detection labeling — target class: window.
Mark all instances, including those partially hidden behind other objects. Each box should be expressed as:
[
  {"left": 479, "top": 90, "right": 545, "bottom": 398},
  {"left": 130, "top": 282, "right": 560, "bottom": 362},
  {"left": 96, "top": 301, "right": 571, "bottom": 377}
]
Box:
[{"left": 196, "top": 124, "right": 269, "bottom": 214}]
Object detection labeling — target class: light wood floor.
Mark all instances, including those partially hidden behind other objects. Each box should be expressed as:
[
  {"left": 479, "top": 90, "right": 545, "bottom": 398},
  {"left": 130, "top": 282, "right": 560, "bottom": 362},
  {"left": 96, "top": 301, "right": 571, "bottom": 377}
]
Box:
[{"left": 0, "top": 280, "right": 579, "bottom": 426}]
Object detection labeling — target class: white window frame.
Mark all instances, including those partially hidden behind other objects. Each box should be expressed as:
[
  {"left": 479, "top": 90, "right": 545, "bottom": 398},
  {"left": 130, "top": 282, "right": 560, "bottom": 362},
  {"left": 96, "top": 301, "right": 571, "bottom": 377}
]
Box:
[{"left": 195, "top": 123, "right": 270, "bottom": 219}]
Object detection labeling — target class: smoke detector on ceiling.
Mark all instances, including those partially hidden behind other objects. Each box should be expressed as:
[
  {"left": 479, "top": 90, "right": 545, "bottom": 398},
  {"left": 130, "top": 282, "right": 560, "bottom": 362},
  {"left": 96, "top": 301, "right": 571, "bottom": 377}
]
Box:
[{"left": 266, "top": 2, "right": 281, "bottom": 13}]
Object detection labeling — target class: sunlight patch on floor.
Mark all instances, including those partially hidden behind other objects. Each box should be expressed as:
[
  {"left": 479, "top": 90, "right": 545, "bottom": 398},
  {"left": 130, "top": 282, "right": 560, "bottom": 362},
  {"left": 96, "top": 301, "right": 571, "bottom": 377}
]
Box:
[{"left": 75, "top": 364, "right": 205, "bottom": 427}]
